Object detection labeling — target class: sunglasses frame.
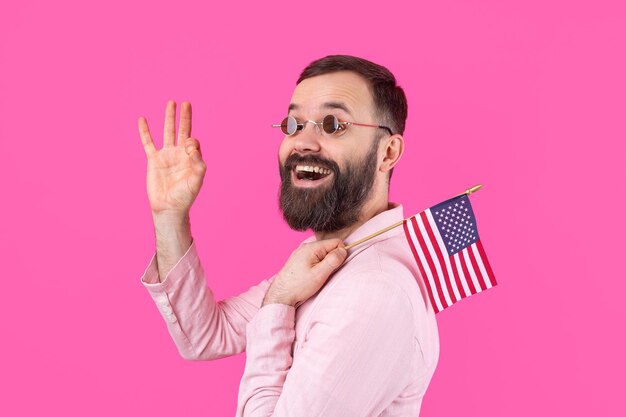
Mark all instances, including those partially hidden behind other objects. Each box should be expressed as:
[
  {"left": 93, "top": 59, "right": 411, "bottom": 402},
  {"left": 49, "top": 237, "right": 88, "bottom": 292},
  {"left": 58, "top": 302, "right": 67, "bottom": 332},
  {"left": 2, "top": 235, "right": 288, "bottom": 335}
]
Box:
[{"left": 272, "top": 115, "right": 393, "bottom": 137}]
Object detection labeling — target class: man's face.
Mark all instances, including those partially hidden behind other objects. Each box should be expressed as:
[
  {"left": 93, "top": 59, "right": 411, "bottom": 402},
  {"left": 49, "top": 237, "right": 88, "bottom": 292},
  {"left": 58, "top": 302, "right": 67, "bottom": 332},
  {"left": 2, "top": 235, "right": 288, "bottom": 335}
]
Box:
[{"left": 278, "top": 71, "right": 382, "bottom": 232}]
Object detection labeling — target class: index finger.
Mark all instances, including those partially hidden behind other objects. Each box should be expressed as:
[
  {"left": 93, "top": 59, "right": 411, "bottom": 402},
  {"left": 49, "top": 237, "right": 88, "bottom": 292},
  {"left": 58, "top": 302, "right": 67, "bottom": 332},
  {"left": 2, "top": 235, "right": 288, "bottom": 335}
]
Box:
[
  {"left": 138, "top": 116, "right": 156, "bottom": 156},
  {"left": 177, "top": 101, "right": 192, "bottom": 146},
  {"left": 163, "top": 100, "right": 176, "bottom": 147}
]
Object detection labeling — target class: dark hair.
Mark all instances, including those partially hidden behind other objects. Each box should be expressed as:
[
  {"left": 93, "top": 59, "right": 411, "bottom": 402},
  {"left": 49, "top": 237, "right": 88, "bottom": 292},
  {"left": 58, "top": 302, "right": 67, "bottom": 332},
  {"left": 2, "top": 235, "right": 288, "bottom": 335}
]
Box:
[{"left": 297, "top": 55, "right": 408, "bottom": 136}]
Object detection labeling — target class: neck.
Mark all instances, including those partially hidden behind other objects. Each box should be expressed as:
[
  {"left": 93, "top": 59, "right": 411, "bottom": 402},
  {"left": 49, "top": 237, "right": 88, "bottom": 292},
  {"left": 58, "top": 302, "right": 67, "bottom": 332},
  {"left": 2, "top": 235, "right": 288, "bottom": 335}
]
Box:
[{"left": 314, "top": 195, "right": 390, "bottom": 242}]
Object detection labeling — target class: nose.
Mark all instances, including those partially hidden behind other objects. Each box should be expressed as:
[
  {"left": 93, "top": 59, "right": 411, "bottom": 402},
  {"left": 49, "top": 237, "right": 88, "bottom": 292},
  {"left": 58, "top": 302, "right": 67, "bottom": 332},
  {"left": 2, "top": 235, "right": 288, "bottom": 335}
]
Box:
[{"left": 293, "top": 121, "right": 322, "bottom": 153}]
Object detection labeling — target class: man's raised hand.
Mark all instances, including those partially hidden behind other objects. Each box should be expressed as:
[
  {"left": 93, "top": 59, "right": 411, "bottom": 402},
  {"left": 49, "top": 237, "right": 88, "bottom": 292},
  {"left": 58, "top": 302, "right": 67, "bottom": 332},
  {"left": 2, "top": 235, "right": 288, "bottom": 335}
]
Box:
[{"left": 138, "top": 100, "right": 206, "bottom": 216}]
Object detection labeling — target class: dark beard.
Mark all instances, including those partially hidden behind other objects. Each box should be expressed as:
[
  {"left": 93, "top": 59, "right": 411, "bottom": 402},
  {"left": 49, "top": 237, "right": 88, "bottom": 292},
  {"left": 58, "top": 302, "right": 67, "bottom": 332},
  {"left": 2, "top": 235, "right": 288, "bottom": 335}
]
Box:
[{"left": 278, "top": 141, "right": 378, "bottom": 232}]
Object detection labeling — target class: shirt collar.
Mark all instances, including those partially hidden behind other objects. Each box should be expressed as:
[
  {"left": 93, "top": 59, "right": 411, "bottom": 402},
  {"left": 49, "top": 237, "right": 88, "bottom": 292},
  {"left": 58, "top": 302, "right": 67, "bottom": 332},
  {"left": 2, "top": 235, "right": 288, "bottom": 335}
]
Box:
[
  {"left": 301, "top": 202, "right": 405, "bottom": 262},
  {"left": 343, "top": 202, "right": 404, "bottom": 262}
]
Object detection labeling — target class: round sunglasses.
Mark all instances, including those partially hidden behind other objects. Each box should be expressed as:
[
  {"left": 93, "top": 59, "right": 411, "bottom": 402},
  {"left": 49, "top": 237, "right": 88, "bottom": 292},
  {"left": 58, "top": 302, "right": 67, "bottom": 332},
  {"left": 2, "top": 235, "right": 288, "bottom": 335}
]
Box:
[{"left": 272, "top": 115, "right": 393, "bottom": 137}]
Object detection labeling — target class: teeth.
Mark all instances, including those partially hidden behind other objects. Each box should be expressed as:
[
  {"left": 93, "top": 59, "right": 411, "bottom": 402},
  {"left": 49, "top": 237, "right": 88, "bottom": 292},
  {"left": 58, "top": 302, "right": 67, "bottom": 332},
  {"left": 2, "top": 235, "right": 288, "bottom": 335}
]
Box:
[{"left": 295, "top": 165, "right": 331, "bottom": 175}]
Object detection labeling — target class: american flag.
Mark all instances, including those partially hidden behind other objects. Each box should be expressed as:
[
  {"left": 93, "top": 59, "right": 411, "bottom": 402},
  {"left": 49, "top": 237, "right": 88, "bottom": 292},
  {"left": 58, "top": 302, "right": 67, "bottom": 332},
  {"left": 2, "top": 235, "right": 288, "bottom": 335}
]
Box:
[{"left": 403, "top": 194, "right": 497, "bottom": 313}]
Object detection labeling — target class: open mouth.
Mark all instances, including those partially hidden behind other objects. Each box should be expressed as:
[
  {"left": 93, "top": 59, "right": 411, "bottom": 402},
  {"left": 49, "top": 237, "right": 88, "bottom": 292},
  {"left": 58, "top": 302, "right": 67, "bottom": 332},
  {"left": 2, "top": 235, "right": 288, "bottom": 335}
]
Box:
[
  {"left": 295, "top": 165, "right": 332, "bottom": 180},
  {"left": 291, "top": 164, "right": 333, "bottom": 187}
]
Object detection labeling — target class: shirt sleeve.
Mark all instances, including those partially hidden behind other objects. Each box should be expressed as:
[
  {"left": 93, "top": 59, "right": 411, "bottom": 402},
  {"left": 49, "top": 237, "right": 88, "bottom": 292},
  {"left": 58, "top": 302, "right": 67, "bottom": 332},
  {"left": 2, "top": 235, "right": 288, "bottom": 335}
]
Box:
[
  {"left": 236, "top": 271, "right": 418, "bottom": 417},
  {"left": 140, "top": 238, "right": 273, "bottom": 360}
]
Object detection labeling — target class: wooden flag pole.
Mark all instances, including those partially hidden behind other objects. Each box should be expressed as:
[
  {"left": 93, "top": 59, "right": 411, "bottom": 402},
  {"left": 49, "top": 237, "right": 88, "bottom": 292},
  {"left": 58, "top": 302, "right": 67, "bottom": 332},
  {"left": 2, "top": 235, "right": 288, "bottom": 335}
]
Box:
[{"left": 344, "top": 184, "right": 483, "bottom": 250}]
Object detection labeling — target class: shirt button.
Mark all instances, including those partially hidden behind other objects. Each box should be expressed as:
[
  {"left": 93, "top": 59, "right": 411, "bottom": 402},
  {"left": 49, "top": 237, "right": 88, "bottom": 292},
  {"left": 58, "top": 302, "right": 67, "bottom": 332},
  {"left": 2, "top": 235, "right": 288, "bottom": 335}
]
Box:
[{"left": 166, "top": 314, "right": 177, "bottom": 323}]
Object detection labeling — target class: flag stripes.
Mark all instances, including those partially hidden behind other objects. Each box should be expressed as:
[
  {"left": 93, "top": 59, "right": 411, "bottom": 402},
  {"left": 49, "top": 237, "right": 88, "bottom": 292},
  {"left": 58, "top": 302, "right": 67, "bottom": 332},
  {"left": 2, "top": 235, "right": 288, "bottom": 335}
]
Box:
[{"left": 403, "top": 204, "right": 496, "bottom": 313}]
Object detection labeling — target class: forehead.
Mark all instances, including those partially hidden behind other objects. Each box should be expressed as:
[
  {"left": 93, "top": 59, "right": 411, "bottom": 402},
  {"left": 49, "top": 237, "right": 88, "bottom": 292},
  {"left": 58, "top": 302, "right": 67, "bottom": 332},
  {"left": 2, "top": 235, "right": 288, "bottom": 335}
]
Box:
[{"left": 289, "top": 71, "right": 375, "bottom": 118}]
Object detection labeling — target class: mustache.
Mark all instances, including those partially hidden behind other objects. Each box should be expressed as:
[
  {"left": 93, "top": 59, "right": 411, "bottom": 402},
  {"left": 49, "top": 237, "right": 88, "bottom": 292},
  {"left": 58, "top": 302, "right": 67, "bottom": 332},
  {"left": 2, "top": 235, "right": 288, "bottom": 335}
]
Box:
[{"left": 283, "top": 153, "right": 339, "bottom": 174}]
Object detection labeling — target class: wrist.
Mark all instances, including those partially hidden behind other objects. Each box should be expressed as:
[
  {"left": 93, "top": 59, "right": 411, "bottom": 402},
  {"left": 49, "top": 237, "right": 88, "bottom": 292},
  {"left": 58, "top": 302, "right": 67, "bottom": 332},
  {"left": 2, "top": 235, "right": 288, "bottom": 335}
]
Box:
[
  {"left": 152, "top": 210, "right": 190, "bottom": 224},
  {"left": 262, "top": 292, "right": 296, "bottom": 307},
  {"left": 152, "top": 211, "right": 192, "bottom": 253},
  {"left": 152, "top": 211, "right": 192, "bottom": 238}
]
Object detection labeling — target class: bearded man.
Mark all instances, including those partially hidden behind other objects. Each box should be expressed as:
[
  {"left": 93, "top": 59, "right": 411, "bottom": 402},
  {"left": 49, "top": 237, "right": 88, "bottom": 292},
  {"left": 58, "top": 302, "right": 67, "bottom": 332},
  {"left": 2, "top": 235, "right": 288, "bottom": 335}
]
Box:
[{"left": 138, "top": 55, "right": 439, "bottom": 416}]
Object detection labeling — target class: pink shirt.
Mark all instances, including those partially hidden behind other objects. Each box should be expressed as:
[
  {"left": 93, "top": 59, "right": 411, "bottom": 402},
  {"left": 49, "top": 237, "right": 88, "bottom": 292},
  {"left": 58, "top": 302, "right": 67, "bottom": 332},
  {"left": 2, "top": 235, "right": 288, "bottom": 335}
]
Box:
[{"left": 141, "top": 203, "right": 439, "bottom": 416}]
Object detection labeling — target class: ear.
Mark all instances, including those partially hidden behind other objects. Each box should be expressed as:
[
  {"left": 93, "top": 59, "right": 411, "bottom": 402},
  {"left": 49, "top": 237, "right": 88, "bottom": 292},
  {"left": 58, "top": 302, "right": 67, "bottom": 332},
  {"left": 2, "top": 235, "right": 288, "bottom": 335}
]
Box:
[{"left": 379, "top": 134, "right": 404, "bottom": 174}]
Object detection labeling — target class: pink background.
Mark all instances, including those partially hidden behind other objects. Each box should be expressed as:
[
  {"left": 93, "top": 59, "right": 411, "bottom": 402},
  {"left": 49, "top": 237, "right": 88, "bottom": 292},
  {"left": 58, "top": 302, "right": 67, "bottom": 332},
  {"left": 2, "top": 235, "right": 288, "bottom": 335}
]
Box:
[{"left": 1, "top": 0, "right": 624, "bottom": 415}]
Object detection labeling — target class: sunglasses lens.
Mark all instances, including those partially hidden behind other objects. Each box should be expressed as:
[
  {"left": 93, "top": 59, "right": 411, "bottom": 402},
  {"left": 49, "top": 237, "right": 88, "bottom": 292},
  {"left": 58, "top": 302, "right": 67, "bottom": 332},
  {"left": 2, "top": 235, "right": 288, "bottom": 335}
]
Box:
[
  {"left": 279, "top": 117, "right": 293, "bottom": 135},
  {"left": 322, "top": 115, "right": 339, "bottom": 134},
  {"left": 286, "top": 116, "right": 301, "bottom": 135}
]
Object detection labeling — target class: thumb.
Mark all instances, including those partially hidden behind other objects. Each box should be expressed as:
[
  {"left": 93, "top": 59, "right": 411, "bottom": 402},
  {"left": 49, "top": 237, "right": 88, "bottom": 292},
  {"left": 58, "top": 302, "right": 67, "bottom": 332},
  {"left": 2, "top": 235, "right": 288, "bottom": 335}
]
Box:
[
  {"left": 315, "top": 246, "right": 348, "bottom": 276},
  {"left": 190, "top": 149, "right": 206, "bottom": 172}
]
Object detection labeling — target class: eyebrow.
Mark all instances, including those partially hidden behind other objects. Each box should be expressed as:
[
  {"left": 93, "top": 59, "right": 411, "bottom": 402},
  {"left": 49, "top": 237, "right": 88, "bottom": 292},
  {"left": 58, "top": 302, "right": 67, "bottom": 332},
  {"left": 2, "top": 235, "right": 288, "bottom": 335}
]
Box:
[{"left": 288, "top": 102, "right": 353, "bottom": 117}]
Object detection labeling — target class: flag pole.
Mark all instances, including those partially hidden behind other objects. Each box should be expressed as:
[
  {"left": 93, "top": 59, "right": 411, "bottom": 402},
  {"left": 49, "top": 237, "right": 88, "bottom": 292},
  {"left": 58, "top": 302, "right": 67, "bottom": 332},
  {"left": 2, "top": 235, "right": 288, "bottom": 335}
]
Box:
[
  {"left": 344, "top": 184, "right": 483, "bottom": 250},
  {"left": 455, "top": 184, "right": 482, "bottom": 197}
]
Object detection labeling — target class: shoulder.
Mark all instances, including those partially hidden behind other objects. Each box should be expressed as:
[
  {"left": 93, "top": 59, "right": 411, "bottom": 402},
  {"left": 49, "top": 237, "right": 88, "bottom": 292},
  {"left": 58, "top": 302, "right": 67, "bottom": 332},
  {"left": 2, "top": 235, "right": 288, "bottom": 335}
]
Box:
[
  {"left": 313, "top": 239, "right": 418, "bottom": 330},
  {"left": 328, "top": 266, "right": 414, "bottom": 314},
  {"left": 316, "top": 233, "right": 438, "bottom": 336},
  {"left": 306, "top": 266, "right": 417, "bottom": 349},
  {"left": 338, "top": 233, "right": 424, "bottom": 309}
]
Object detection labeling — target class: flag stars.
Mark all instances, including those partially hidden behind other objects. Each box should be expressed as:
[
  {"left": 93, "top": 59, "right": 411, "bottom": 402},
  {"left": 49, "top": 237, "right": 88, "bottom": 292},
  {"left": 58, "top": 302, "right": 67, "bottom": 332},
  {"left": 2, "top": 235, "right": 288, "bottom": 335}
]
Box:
[{"left": 433, "top": 199, "right": 480, "bottom": 254}]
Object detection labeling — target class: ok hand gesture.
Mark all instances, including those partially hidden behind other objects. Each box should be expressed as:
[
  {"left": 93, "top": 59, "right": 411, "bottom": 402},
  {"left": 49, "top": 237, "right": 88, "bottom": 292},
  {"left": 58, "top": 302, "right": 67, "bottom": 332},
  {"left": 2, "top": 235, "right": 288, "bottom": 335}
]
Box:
[{"left": 138, "top": 101, "right": 206, "bottom": 216}]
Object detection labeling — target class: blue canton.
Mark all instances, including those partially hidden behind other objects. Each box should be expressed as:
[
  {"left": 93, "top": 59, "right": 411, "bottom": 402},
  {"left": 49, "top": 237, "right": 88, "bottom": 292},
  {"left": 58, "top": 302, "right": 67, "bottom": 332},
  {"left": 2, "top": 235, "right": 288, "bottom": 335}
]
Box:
[{"left": 430, "top": 194, "right": 480, "bottom": 256}]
